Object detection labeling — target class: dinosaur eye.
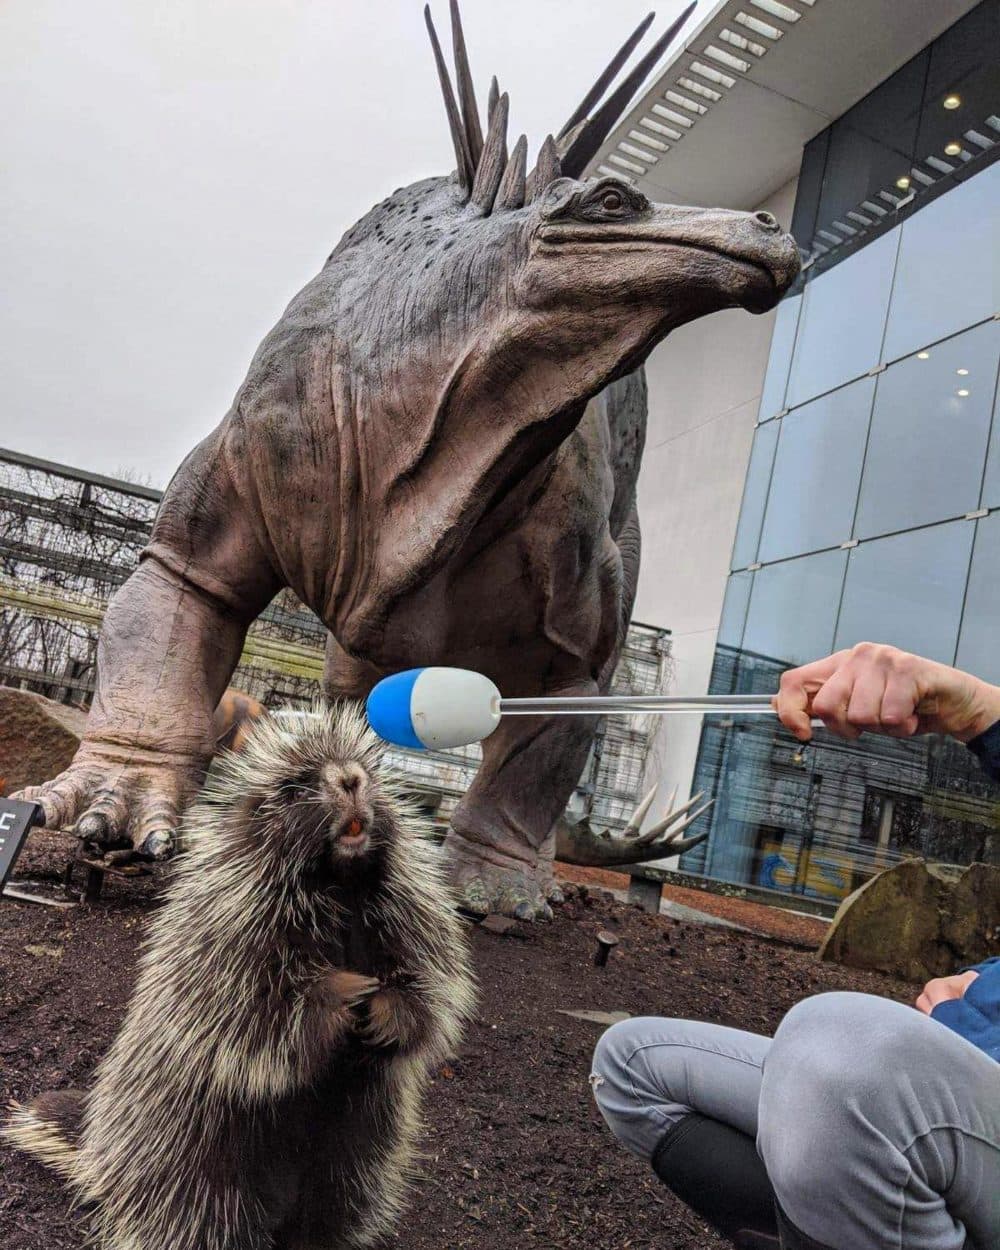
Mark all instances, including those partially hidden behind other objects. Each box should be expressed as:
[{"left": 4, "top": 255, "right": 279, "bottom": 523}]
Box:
[{"left": 601, "top": 189, "right": 625, "bottom": 211}]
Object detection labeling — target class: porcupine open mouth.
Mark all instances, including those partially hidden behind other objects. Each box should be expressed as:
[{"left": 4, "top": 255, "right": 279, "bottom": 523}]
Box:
[{"left": 332, "top": 814, "right": 371, "bottom": 856}]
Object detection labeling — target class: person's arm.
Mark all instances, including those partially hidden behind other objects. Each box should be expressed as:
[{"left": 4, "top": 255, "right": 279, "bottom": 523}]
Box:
[{"left": 772, "top": 644, "right": 1000, "bottom": 765}]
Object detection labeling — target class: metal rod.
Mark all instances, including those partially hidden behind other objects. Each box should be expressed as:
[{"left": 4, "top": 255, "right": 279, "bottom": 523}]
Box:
[{"left": 497, "top": 693, "right": 825, "bottom": 726}]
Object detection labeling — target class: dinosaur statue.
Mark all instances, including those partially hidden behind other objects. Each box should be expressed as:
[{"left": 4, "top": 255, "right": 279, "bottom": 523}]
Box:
[{"left": 17, "top": 3, "right": 799, "bottom": 919}]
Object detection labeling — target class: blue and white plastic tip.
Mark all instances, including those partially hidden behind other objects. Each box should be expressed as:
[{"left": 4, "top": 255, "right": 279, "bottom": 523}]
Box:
[{"left": 366, "top": 667, "right": 503, "bottom": 751}]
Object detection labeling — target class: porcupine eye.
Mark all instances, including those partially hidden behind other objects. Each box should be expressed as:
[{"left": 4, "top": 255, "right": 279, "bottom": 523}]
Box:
[{"left": 282, "top": 771, "right": 315, "bottom": 803}]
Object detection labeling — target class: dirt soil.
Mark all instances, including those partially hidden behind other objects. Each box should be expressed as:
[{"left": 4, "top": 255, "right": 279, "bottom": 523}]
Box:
[
  {"left": 1, "top": 830, "right": 915, "bottom": 1250},
  {"left": 557, "top": 864, "right": 830, "bottom": 949}
]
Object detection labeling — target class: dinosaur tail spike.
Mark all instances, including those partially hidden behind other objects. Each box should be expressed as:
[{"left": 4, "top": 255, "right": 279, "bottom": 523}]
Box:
[
  {"left": 526, "top": 134, "right": 562, "bottom": 202},
  {"left": 557, "top": 11, "right": 656, "bottom": 140},
  {"left": 495, "top": 133, "right": 528, "bottom": 211},
  {"left": 425, "top": 4, "right": 475, "bottom": 191},
  {"left": 449, "top": 0, "right": 484, "bottom": 167},
  {"left": 471, "top": 91, "right": 510, "bottom": 213},
  {"left": 560, "top": 1, "right": 696, "bottom": 178}
]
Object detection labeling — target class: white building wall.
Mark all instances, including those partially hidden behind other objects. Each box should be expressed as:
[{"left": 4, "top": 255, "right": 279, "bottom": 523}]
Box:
[{"left": 634, "top": 177, "right": 798, "bottom": 819}]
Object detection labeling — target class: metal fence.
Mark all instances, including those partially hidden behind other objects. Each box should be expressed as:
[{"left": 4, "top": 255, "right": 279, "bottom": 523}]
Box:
[{"left": 0, "top": 447, "right": 672, "bottom": 831}]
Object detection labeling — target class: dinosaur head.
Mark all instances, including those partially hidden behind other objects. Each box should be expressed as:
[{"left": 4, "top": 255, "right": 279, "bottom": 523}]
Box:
[
  {"left": 398, "top": 3, "right": 799, "bottom": 404},
  {"left": 530, "top": 176, "right": 798, "bottom": 321}
]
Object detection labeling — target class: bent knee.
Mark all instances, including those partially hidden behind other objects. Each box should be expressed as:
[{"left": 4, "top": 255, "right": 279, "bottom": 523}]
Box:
[
  {"left": 759, "top": 992, "right": 932, "bottom": 1179},
  {"left": 590, "top": 1018, "right": 691, "bottom": 1161}
]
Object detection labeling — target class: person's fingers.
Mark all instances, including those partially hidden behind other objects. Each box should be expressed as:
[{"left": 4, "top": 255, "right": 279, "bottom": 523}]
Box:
[
  {"left": 880, "top": 672, "right": 922, "bottom": 738},
  {"left": 776, "top": 653, "right": 846, "bottom": 740},
  {"left": 845, "top": 668, "right": 889, "bottom": 731},
  {"left": 915, "top": 991, "right": 932, "bottom": 1015},
  {"left": 810, "top": 670, "right": 861, "bottom": 739}
]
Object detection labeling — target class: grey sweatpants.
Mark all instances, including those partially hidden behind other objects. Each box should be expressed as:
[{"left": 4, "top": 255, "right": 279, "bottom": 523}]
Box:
[{"left": 590, "top": 992, "right": 1000, "bottom": 1249}]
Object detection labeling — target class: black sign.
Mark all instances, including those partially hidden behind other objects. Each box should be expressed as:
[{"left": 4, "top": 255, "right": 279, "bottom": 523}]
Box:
[{"left": 0, "top": 797, "right": 44, "bottom": 890}]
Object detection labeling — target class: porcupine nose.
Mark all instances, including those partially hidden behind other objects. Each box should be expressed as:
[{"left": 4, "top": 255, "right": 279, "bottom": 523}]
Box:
[{"left": 321, "top": 762, "right": 367, "bottom": 800}]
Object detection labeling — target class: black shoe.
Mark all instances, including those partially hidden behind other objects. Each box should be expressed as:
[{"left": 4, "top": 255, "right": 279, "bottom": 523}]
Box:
[{"left": 652, "top": 1113, "right": 778, "bottom": 1246}]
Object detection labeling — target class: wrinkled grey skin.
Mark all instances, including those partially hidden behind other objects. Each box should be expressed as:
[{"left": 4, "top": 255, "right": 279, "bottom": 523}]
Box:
[{"left": 19, "top": 171, "right": 798, "bottom": 919}]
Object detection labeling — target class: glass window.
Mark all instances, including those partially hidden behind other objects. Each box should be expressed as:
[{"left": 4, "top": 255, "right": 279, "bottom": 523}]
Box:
[
  {"left": 834, "top": 521, "right": 975, "bottom": 664},
  {"left": 742, "top": 549, "right": 847, "bottom": 668},
  {"left": 956, "top": 512, "right": 1000, "bottom": 687},
  {"left": 914, "top": 0, "right": 1000, "bottom": 199},
  {"left": 882, "top": 159, "right": 1000, "bottom": 362},
  {"left": 730, "top": 420, "right": 778, "bottom": 570},
  {"left": 808, "top": 49, "right": 928, "bottom": 271},
  {"left": 786, "top": 230, "right": 899, "bottom": 409},
  {"left": 717, "top": 570, "right": 753, "bottom": 649},
  {"left": 757, "top": 293, "right": 801, "bottom": 422},
  {"left": 855, "top": 320, "right": 1000, "bottom": 539},
  {"left": 981, "top": 378, "right": 1000, "bottom": 509},
  {"left": 758, "top": 377, "right": 875, "bottom": 564},
  {"left": 790, "top": 130, "right": 829, "bottom": 260}
]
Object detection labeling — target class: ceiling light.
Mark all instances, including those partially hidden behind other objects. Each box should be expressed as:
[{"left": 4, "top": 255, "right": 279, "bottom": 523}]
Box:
[
  {"left": 704, "top": 44, "right": 751, "bottom": 74},
  {"left": 943, "top": 94, "right": 961, "bottom": 110},
  {"left": 895, "top": 175, "right": 911, "bottom": 190},
  {"left": 957, "top": 388, "right": 970, "bottom": 397},
  {"left": 734, "top": 11, "right": 783, "bottom": 41},
  {"left": 750, "top": 0, "right": 800, "bottom": 19},
  {"left": 619, "top": 141, "right": 658, "bottom": 163},
  {"left": 689, "top": 60, "right": 737, "bottom": 89},
  {"left": 678, "top": 75, "right": 722, "bottom": 102},
  {"left": 944, "top": 141, "right": 963, "bottom": 156},
  {"left": 957, "top": 368, "right": 969, "bottom": 376},
  {"left": 630, "top": 129, "right": 669, "bottom": 153},
  {"left": 608, "top": 153, "right": 645, "bottom": 175},
  {"left": 917, "top": 352, "right": 930, "bottom": 360}
]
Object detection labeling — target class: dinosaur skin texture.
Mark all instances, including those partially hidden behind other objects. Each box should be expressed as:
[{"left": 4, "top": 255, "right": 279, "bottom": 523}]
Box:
[{"left": 17, "top": 13, "right": 799, "bottom": 920}]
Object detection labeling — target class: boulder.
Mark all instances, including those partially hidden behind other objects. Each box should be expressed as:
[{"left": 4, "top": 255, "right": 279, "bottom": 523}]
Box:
[
  {"left": 0, "top": 686, "right": 85, "bottom": 795},
  {"left": 819, "top": 857, "right": 1000, "bottom": 982}
]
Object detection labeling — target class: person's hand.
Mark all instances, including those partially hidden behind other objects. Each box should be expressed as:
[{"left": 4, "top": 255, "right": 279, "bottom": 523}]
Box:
[
  {"left": 772, "top": 643, "right": 1000, "bottom": 743},
  {"left": 915, "top": 971, "right": 979, "bottom": 1016}
]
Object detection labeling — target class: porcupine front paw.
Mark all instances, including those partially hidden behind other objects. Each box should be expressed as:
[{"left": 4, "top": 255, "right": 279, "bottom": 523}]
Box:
[{"left": 360, "top": 974, "right": 429, "bottom": 1053}]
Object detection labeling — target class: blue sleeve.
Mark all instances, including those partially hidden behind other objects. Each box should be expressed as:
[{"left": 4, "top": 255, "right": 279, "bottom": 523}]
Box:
[
  {"left": 932, "top": 960, "right": 1000, "bottom": 1062},
  {"left": 966, "top": 719, "right": 1000, "bottom": 782},
  {"left": 963, "top": 956, "right": 1000, "bottom": 977}
]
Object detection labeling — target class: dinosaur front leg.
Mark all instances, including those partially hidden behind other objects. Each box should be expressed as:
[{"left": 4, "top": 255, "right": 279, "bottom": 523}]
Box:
[
  {"left": 18, "top": 557, "right": 252, "bottom": 857},
  {"left": 443, "top": 689, "right": 599, "bottom": 921}
]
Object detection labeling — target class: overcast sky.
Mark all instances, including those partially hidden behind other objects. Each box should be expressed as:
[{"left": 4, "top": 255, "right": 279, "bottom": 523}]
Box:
[{"left": 1, "top": 0, "right": 701, "bottom": 487}]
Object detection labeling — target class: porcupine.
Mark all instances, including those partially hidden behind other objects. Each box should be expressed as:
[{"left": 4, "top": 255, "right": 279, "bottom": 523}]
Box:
[{"left": 5, "top": 705, "right": 476, "bottom": 1250}]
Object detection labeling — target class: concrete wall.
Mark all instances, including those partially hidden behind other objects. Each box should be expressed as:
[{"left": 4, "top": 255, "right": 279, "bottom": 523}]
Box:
[{"left": 634, "top": 177, "right": 798, "bottom": 819}]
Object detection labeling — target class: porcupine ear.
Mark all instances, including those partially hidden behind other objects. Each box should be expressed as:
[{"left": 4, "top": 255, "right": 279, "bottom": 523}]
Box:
[{"left": 424, "top": 2, "right": 695, "bottom": 209}]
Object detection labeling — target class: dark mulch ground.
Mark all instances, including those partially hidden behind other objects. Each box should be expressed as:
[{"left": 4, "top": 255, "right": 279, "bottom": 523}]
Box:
[{"left": 1, "top": 831, "right": 915, "bottom": 1250}]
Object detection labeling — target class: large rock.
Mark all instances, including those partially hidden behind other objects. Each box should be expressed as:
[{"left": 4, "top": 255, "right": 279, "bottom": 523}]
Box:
[
  {"left": 819, "top": 857, "right": 1000, "bottom": 982},
  {"left": 0, "top": 686, "right": 85, "bottom": 795}
]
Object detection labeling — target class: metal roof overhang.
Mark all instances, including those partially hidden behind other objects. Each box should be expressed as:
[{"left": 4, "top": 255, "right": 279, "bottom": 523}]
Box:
[{"left": 595, "top": 0, "right": 983, "bottom": 209}]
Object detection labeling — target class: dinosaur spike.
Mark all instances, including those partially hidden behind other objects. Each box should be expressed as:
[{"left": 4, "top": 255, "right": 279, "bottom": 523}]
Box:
[
  {"left": 488, "top": 76, "right": 500, "bottom": 125},
  {"left": 527, "top": 134, "right": 561, "bottom": 201},
  {"left": 495, "top": 133, "right": 527, "bottom": 211},
  {"left": 425, "top": 4, "right": 474, "bottom": 192},
  {"left": 638, "top": 797, "right": 715, "bottom": 846},
  {"left": 561, "top": 1, "right": 696, "bottom": 178},
  {"left": 471, "top": 91, "right": 509, "bottom": 213},
  {"left": 662, "top": 828, "right": 710, "bottom": 856},
  {"left": 449, "top": 0, "right": 484, "bottom": 167},
  {"left": 622, "top": 786, "right": 658, "bottom": 839},
  {"left": 557, "top": 11, "right": 656, "bottom": 139}
]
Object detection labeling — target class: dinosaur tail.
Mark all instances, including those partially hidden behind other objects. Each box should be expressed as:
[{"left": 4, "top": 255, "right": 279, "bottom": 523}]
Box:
[{"left": 4, "top": 1089, "right": 86, "bottom": 1181}]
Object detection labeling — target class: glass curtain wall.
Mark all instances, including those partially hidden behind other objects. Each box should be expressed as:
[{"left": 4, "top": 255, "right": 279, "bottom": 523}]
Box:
[{"left": 684, "top": 1, "right": 1000, "bottom": 900}]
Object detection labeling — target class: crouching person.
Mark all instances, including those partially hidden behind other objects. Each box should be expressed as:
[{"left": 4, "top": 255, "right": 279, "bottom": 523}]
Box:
[{"left": 591, "top": 645, "right": 1000, "bottom": 1250}]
